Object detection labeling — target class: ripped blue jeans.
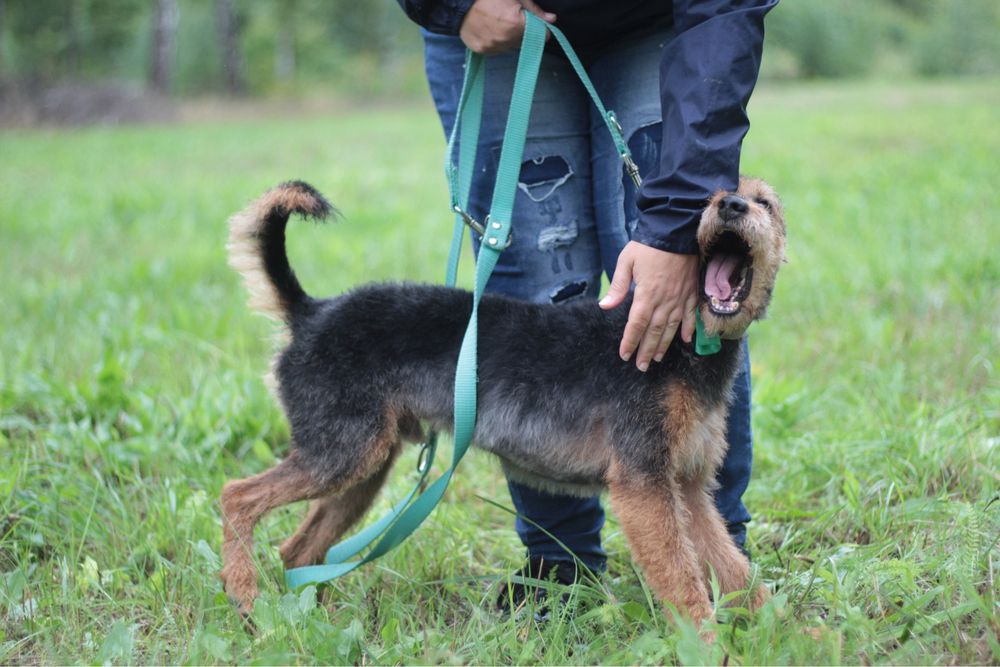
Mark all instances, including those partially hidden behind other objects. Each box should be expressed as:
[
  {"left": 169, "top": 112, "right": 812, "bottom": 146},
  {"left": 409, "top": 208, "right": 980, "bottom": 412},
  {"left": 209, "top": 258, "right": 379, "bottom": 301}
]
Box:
[{"left": 423, "top": 28, "right": 753, "bottom": 570}]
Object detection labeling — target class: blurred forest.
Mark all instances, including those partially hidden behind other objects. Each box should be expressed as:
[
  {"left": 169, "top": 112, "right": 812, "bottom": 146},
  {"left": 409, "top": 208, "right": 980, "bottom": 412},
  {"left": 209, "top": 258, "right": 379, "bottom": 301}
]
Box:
[{"left": 1, "top": 0, "right": 998, "bottom": 124}]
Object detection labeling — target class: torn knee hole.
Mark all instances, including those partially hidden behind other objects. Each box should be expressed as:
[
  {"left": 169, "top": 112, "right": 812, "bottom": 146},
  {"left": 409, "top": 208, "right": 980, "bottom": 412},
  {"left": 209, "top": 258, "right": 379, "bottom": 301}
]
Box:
[
  {"left": 537, "top": 219, "right": 579, "bottom": 252},
  {"left": 549, "top": 280, "right": 588, "bottom": 304},
  {"left": 518, "top": 155, "right": 573, "bottom": 202}
]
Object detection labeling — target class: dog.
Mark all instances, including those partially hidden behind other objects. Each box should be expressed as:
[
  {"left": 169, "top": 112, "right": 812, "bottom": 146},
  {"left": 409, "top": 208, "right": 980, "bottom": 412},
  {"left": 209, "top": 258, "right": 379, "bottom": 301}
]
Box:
[{"left": 219, "top": 177, "right": 785, "bottom": 628}]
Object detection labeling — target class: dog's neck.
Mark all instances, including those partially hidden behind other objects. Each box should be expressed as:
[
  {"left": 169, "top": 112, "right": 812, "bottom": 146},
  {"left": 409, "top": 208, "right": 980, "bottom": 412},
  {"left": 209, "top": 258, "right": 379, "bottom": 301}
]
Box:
[{"left": 720, "top": 329, "right": 748, "bottom": 341}]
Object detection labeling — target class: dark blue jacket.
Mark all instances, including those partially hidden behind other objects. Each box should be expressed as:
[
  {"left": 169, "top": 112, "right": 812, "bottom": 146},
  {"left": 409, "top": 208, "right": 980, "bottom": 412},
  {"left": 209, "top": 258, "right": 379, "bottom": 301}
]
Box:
[{"left": 398, "top": 0, "right": 777, "bottom": 254}]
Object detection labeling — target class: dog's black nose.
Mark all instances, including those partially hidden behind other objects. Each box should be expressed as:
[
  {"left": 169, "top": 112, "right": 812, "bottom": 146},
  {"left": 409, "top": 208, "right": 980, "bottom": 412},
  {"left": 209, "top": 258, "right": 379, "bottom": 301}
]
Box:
[{"left": 719, "top": 195, "right": 749, "bottom": 221}]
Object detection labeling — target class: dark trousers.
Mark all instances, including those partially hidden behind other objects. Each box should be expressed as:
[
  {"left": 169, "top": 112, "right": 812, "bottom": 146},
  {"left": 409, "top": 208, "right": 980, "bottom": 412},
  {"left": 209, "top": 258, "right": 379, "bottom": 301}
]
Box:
[{"left": 422, "top": 28, "right": 753, "bottom": 570}]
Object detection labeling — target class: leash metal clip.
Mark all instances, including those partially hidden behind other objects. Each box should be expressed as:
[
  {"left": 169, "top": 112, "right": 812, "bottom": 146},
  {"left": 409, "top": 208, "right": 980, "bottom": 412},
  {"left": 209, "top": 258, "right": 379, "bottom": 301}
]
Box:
[
  {"left": 607, "top": 111, "right": 643, "bottom": 190},
  {"left": 453, "top": 205, "right": 513, "bottom": 249},
  {"left": 622, "top": 153, "right": 642, "bottom": 190},
  {"left": 416, "top": 440, "right": 433, "bottom": 473}
]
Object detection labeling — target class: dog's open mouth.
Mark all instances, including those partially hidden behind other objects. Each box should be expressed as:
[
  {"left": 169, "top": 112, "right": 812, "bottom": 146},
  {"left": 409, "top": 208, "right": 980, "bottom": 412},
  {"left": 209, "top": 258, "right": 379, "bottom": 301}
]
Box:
[{"left": 702, "top": 231, "right": 753, "bottom": 316}]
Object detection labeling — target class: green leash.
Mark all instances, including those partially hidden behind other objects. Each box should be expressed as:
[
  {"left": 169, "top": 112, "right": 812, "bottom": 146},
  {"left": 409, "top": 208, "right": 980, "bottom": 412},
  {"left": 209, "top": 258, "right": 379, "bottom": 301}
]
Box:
[
  {"left": 286, "top": 12, "right": 714, "bottom": 592},
  {"left": 286, "top": 14, "right": 548, "bottom": 590}
]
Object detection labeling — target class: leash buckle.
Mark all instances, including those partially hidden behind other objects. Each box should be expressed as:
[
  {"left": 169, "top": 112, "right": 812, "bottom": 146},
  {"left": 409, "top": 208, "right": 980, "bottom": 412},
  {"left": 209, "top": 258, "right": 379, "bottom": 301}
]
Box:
[
  {"left": 453, "top": 204, "right": 485, "bottom": 236},
  {"left": 607, "top": 110, "right": 625, "bottom": 139},
  {"left": 416, "top": 441, "right": 433, "bottom": 473},
  {"left": 623, "top": 153, "right": 642, "bottom": 190},
  {"left": 607, "top": 111, "right": 642, "bottom": 190},
  {"left": 453, "top": 205, "right": 513, "bottom": 249}
]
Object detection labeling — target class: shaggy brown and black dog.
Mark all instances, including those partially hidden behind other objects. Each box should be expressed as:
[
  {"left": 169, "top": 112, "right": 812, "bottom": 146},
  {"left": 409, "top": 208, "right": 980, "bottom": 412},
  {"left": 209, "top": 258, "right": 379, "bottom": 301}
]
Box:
[{"left": 220, "top": 177, "right": 785, "bottom": 628}]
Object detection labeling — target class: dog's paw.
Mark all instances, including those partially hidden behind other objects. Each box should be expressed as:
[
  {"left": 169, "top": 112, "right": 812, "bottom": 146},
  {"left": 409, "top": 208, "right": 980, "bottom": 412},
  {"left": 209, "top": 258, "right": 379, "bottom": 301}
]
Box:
[
  {"left": 220, "top": 563, "right": 259, "bottom": 622},
  {"left": 749, "top": 583, "right": 771, "bottom": 611}
]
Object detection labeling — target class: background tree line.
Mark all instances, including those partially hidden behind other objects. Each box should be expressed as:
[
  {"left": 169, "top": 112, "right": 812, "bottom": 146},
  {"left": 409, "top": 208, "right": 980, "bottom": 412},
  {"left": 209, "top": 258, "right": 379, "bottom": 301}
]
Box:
[
  {"left": 0, "top": 0, "right": 425, "bottom": 98},
  {"left": 0, "top": 0, "right": 998, "bottom": 100}
]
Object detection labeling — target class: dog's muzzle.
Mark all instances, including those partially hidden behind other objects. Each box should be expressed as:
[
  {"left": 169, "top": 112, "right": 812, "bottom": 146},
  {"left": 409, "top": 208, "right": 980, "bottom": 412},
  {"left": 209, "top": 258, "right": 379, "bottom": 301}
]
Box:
[{"left": 702, "top": 225, "right": 754, "bottom": 317}]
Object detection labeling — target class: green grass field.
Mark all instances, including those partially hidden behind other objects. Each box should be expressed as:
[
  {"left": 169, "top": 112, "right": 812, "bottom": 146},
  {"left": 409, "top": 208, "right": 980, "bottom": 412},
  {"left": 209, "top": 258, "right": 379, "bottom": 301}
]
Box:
[{"left": 2, "top": 79, "right": 998, "bottom": 665}]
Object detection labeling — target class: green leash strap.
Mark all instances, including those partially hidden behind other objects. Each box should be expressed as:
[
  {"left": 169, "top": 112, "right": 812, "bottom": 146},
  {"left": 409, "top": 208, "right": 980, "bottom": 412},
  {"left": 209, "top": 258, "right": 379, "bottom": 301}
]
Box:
[
  {"left": 285, "top": 435, "right": 440, "bottom": 588},
  {"left": 540, "top": 22, "right": 639, "bottom": 186},
  {"left": 447, "top": 14, "right": 636, "bottom": 232},
  {"left": 445, "top": 51, "right": 484, "bottom": 286},
  {"left": 285, "top": 14, "right": 548, "bottom": 592}
]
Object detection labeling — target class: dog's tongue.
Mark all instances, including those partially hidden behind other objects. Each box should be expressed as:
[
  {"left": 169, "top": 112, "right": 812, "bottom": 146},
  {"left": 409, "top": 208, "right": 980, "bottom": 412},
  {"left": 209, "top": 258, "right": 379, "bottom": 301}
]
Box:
[{"left": 705, "top": 254, "right": 740, "bottom": 300}]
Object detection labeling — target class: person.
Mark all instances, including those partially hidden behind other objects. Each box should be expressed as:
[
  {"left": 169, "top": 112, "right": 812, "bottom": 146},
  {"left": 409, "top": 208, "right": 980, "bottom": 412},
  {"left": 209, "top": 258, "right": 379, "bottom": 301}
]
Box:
[{"left": 396, "top": 0, "right": 777, "bottom": 607}]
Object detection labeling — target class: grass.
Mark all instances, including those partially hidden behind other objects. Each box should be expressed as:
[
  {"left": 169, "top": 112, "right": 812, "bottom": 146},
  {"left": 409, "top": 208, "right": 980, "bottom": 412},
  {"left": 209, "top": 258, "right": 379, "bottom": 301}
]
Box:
[{"left": 1, "top": 78, "right": 998, "bottom": 665}]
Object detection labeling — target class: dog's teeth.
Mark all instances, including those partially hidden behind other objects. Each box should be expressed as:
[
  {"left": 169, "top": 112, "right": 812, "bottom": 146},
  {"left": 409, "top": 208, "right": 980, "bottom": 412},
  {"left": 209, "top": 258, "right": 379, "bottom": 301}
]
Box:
[{"left": 709, "top": 294, "right": 742, "bottom": 314}]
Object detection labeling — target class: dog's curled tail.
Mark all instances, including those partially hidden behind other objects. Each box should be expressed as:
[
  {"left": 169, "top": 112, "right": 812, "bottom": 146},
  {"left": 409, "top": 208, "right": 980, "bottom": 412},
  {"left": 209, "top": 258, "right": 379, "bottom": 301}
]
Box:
[{"left": 228, "top": 181, "right": 335, "bottom": 324}]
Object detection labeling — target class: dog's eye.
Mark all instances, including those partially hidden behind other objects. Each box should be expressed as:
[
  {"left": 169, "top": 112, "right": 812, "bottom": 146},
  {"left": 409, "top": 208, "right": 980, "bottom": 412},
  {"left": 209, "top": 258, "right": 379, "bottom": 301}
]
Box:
[{"left": 755, "top": 198, "right": 772, "bottom": 211}]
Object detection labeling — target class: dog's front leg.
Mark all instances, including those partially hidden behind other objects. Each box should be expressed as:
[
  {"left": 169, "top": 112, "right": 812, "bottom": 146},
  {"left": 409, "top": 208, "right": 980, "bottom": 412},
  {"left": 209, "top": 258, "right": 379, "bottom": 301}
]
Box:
[
  {"left": 608, "top": 471, "right": 714, "bottom": 627},
  {"left": 680, "top": 478, "right": 768, "bottom": 609}
]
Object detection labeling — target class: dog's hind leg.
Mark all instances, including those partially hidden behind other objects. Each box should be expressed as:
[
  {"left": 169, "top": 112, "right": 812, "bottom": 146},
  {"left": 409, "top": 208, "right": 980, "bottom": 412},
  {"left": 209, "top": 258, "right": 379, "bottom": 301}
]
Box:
[
  {"left": 279, "top": 446, "right": 399, "bottom": 569},
  {"left": 681, "top": 478, "right": 768, "bottom": 610},
  {"left": 608, "top": 468, "right": 714, "bottom": 627},
  {"left": 220, "top": 408, "right": 404, "bottom": 615},
  {"left": 220, "top": 453, "right": 327, "bottom": 615}
]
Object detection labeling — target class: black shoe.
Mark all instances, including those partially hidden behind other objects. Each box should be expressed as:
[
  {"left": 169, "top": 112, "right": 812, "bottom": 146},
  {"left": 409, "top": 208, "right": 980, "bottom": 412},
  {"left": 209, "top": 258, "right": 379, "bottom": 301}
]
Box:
[{"left": 495, "top": 557, "right": 594, "bottom": 621}]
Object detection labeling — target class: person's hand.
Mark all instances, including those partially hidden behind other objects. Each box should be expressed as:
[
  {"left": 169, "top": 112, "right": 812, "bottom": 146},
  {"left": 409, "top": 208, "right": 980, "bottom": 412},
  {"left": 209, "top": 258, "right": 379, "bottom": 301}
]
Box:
[
  {"left": 599, "top": 241, "right": 700, "bottom": 371},
  {"left": 459, "top": 0, "right": 556, "bottom": 55}
]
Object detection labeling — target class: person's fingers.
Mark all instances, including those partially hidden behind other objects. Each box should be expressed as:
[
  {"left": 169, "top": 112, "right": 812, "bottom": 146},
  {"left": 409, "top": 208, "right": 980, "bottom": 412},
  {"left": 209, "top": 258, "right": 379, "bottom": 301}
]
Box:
[
  {"left": 460, "top": 0, "right": 532, "bottom": 54},
  {"left": 517, "top": 5, "right": 552, "bottom": 43},
  {"left": 653, "top": 315, "right": 679, "bottom": 362},
  {"left": 680, "top": 295, "right": 698, "bottom": 344},
  {"left": 519, "top": 0, "right": 556, "bottom": 21},
  {"left": 618, "top": 296, "right": 651, "bottom": 362},
  {"left": 634, "top": 305, "right": 672, "bottom": 372},
  {"left": 605, "top": 242, "right": 701, "bottom": 364},
  {"left": 599, "top": 252, "right": 633, "bottom": 310}
]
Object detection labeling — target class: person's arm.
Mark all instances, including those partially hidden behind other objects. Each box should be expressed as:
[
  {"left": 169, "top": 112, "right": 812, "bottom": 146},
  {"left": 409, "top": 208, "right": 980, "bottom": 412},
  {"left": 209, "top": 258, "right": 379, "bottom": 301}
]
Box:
[
  {"left": 396, "top": 0, "right": 554, "bottom": 53},
  {"left": 395, "top": 0, "right": 475, "bottom": 36},
  {"left": 600, "top": 0, "right": 777, "bottom": 371}
]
